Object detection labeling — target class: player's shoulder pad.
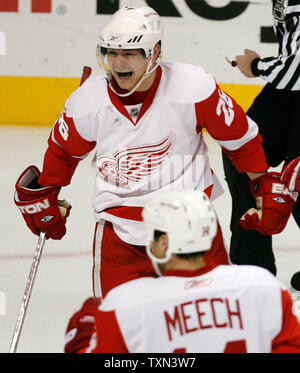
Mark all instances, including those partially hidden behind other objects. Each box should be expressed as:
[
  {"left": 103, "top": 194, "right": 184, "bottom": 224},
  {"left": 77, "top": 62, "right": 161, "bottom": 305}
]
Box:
[
  {"left": 64, "top": 73, "right": 108, "bottom": 118},
  {"left": 99, "top": 277, "right": 159, "bottom": 311},
  {"left": 158, "top": 61, "right": 216, "bottom": 103},
  {"left": 221, "top": 264, "right": 287, "bottom": 291}
]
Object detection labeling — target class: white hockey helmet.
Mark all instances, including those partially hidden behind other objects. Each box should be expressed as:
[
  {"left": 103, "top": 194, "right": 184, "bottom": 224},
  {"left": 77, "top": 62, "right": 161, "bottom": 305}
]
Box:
[
  {"left": 96, "top": 6, "right": 163, "bottom": 97},
  {"left": 142, "top": 190, "right": 218, "bottom": 266},
  {"left": 99, "top": 6, "right": 163, "bottom": 58}
]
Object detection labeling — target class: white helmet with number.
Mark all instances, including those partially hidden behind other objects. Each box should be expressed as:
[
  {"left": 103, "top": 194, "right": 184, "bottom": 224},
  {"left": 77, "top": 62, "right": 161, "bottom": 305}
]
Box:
[
  {"left": 142, "top": 190, "right": 218, "bottom": 266},
  {"left": 97, "top": 6, "right": 163, "bottom": 97}
]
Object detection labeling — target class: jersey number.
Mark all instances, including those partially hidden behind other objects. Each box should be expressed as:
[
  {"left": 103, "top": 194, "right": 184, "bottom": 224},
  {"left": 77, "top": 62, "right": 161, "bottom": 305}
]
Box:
[
  {"left": 173, "top": 339, "right": 247, "bottom": 353},
  {"left": 58, "top": 114, "right": 69, "bottom": 141},
  {"left": 216, "top": 89, "right": 234, "bottom": 127}
]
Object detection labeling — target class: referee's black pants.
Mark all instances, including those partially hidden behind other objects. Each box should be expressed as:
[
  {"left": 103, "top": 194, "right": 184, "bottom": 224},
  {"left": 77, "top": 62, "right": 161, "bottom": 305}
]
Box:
[{"left": 222, "top": 83, "right": 300, "bottom": 275}]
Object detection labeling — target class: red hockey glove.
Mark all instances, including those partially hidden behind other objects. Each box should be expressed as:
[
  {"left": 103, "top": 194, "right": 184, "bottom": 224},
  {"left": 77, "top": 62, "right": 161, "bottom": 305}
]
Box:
[
  {"left": 64, "top": 297, "right": 98, "bottom": 353},
  {"left": 14, "top": 165, "right": 71, "bottom": 240},
  {"left": 281, "top": 156, "right": 300, "bottom": 192},
  {"left": 240, "top": 172, "right": 298, "bottom": 235}
]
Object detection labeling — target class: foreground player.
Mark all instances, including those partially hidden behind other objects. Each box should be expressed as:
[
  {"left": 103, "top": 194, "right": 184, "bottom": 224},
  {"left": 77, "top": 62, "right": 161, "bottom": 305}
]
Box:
[
  {"left": 64, "top": 191, "right": 300, "bottom": 353},
  {"left": 14, "top": 6, "right": 297, "bottom": 300}
]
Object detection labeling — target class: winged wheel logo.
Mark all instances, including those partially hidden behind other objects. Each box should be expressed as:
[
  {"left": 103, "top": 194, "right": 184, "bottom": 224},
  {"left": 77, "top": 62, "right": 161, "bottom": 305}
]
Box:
[{"left": 97, "top": 132, "right": 176, "bottom": 186}]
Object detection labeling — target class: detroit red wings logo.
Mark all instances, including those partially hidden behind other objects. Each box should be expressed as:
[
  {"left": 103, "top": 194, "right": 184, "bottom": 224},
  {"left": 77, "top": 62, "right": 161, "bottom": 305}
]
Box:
[{"left": 97, "top": 132, "right": 176, "bottom": 186}]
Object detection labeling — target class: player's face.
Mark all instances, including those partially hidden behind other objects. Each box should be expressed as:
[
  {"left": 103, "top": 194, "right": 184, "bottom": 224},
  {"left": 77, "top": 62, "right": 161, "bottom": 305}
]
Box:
[{"left": 107, "top": 48, "right": 149, "bottom": 91}]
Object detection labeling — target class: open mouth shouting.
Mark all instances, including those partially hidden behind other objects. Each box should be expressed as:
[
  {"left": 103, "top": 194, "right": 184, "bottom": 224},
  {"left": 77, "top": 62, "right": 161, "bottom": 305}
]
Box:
[
  {"left": 117, "top": 71, "right": 133, "bottom": 78},
  {"left": 115, "top": 71, "right": 134, "bottom": 81},
  {"left": 113, "top": 70, "right": 137, "bottom": 90}
]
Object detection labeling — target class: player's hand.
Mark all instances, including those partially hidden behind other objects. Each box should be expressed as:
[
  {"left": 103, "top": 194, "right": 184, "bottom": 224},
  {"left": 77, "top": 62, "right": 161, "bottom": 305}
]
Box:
[
  {"left": 14, "top": 165, "right": 71, "bottom": 240},
  {"left": 236, "top": 49, "right": 260, "bottom": 78},
  {"left": 281, "top": 156, "right": 300, "bottom": 192},
  {"left": 240, "top": 172, "right": 298, "bottom": 235},
  {"left": 64, "top": 297, "right": 98, "bottom": 353}
]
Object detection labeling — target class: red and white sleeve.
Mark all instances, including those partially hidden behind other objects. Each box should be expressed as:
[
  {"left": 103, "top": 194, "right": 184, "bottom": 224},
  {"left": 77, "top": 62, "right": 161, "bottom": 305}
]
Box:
[
  {"left": 91, "top": 309, "right": 129, "bottom": 353},
  {"left": 195, "top": 85, "right": 268, "bottom": 173},
  {"left": 272, "top": 289, "right": 300, "bottom": 353},
  {"left": 64, "top": 297, "right": 98, "bottom": 354},
  {"left": 38, "top": 112, "right": 96, "bottom": 187}
]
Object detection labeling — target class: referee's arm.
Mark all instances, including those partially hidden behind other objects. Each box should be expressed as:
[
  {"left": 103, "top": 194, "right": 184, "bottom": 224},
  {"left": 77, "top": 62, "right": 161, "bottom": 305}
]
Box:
[{"left": 251, "top": 13, "right": 300, "bottom": 90}]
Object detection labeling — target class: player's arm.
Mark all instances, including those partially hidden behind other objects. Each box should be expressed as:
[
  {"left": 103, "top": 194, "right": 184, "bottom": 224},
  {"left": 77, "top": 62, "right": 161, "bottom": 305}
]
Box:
[
  {"left": 240, "top": 172, "right": 298, "bottom": 235},
  {"left": 196, "top": 86, "right": 297, "bottom": 235},
  {"left": 64, "top": 297, "right": 98, "bottom": 353},
  {"left": 14, "top": 110, "right": 96, "bottom": 240},
  {"left": 14, "top": 67, "right": 96, "bottom": 240},
  {"left": 39, "top": 111, "right": 96, "bottom": 187},
  {"left": 64, "top": 297, "right": 129, "bottom": 353},
  {"left": 271, "top": 289, "right": 300, "bottom": 353},
  {"left": 195, "top": 84, "right": 268, "bottom": 173},
  {"left": 91, "top": 309, "right": 129, "bottom": 353}
]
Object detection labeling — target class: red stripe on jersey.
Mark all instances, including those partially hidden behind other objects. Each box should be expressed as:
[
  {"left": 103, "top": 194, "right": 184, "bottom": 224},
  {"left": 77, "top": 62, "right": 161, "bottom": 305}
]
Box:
[
  {"left": 0, "top": 0, "right": 18, "bottom": 11},
  {"left": 136, "top": 66, "right": 162, "bottom": 124},
  {"left": 52, "top": 113, "right": 96, "bottom": 157},
  {"left": 272, "top": 289, "right": 300, "bottom": 353},
  {"left": 94, "top": 309, "right": 129, "bottom": 352},
  {"left": 107, "top": 87, "right": 133, "bottom": 123},
  {"left": 222, "top": 133, "right": 268, "bottom": 173},
  {"left": 31, "top": 0, "right": 51, "bottom": 12},
  {"left": 164, "top": 261, "right": 217, "bottom": 278},
  {"left": 103, "top": 206, "right": 144, "bottom": 221}
]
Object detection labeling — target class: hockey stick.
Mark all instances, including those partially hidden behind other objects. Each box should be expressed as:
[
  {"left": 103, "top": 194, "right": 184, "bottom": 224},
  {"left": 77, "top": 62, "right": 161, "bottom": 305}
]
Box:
[
  {"left": 80, "top": 65, "right": 92, "bottom": 86},
  {"left": 9, "top": 66, "right": 92, "bottom": 353},
  {"left": 9, "top": 231, "right": 46, "bottom": 353}
]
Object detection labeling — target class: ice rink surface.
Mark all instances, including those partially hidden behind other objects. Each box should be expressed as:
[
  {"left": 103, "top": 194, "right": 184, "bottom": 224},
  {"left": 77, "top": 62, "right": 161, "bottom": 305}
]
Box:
[{"left": 1, "top": 125, "right": 299, "bottom": 353}]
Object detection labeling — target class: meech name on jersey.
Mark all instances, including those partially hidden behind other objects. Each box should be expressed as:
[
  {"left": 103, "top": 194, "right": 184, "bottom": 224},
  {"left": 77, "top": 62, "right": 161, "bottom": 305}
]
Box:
[{"left": 164, "top": 296, "right": 243, "bottom": 341}]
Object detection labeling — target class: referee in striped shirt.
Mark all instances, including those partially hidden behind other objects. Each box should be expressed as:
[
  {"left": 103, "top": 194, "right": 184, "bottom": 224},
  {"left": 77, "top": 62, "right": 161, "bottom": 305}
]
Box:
[{"left": 222, "top": 0, "right": 300, "bottom": 278}]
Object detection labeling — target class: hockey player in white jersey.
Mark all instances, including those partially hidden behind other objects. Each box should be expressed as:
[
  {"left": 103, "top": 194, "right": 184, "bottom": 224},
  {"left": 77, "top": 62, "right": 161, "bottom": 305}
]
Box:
[
  {"left": 14, "top": 6, "right": 297, "bottom": 301},
  {"left": 64, "top": 190, "right": 300, "bottom": 353}
]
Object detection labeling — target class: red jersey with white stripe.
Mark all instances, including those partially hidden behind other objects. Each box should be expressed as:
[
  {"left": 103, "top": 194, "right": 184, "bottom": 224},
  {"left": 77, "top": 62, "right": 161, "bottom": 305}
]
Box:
[
  {"left": 89, "top": 264, "right": 300, "bottom": 353},
  {"left": 39, "top": 62, "right": 268, "bottom": 245}
]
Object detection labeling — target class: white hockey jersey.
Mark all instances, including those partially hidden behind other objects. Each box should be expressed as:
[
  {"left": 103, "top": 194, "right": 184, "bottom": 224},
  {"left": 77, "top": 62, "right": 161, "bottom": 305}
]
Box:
[
  {"left": 39, "top": 62, "right": 268, "bottom": 245},
  {"left": 90, "top": 264, "right": 300, "bottom": 353}
]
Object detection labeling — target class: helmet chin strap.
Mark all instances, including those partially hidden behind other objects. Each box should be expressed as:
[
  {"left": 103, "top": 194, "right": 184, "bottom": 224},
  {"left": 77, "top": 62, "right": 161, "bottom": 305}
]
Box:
[
  {"left": 151, "top": 260, "right": 164, "bottom": 277},
  {"left": 109, "top": 60, "right": 160, "bottom": 97},
  {"left": 97, "top": 46, "right": 161, "bottom": 97},
  {"left": 146, "top": 244, "right": 169, "bottom": 277}
]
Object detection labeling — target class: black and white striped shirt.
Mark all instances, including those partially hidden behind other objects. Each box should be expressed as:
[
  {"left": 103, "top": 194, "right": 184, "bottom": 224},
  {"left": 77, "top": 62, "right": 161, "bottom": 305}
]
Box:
[{"left": 252, "top": 0, "right": 300, "bottom": 90}]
